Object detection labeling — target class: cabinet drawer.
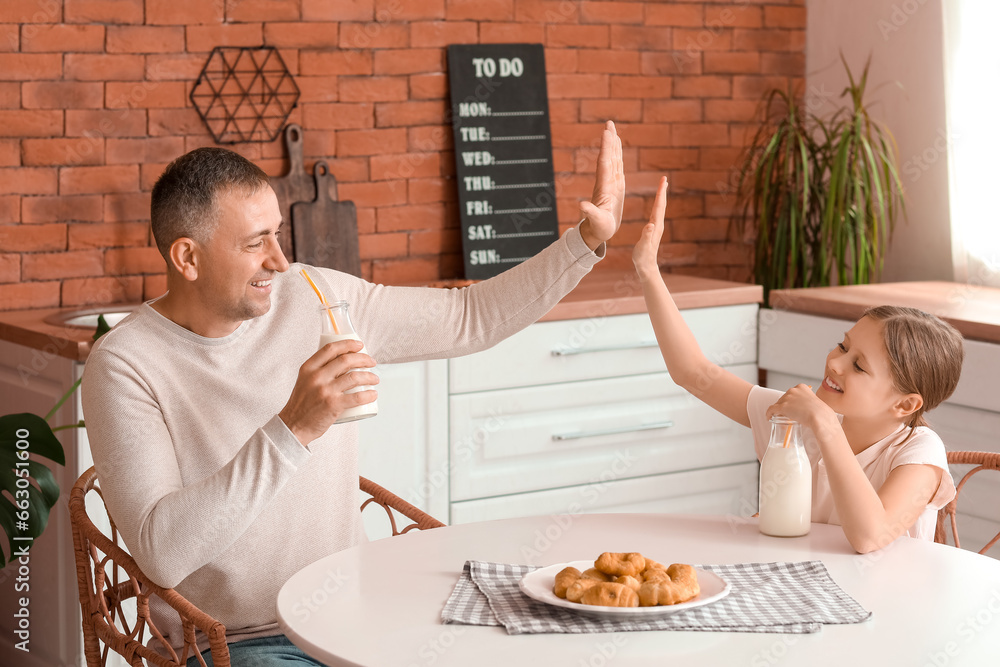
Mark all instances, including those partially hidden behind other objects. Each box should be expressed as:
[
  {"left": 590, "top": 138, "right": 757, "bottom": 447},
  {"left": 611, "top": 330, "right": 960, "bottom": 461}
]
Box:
[
  {"left": 450, "top": 305, "right": 758, "bottom": 393},
  {"left": 450, "top": 462, "right": 759, "bottom": 524},
  {"left": 449, "top": 364, "right": 758, "bottom": 501}
]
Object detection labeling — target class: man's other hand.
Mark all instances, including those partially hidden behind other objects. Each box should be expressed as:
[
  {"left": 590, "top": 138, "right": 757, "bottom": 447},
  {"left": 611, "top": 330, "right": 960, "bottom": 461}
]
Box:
[{"left": 278, "top": 339, "right": 379, "bottom": 447}]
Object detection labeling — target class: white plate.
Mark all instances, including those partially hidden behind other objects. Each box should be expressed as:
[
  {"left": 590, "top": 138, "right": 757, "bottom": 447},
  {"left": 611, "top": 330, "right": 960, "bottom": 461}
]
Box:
[{"left": 518, "top": 560, "right": 731, "bottom": 620}]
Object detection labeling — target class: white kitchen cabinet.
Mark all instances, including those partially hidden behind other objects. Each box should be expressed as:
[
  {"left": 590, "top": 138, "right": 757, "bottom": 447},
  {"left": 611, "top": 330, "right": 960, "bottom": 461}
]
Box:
[
  {"left": 446, "top": 305, "right": 762, "bottom": 524},
  {"left": 451, "top": 462, "right": 760, "bottom": 526},
  {"left": 448, "top": 369, "right": 757, "bottom": 501},
  {"left": 759, "top": 309, "right": 1000, "bottom": 558},
  {"left": 356, "top": 359, "right": 448, "bottom": 540}
]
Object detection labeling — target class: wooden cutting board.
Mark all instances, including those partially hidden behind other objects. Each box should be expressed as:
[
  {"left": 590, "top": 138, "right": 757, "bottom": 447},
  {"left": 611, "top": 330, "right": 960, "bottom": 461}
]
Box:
[
  {"left": 269, "top": 123, "right": 338, "bottom": 260},
  {"left": 291, "top": 160, "right": 361, "bottom": 277}
]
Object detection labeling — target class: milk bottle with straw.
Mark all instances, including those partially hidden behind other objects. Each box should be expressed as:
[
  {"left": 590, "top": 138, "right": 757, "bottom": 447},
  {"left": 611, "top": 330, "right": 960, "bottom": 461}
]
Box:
[
  {"left": 300, "top": 268, "right": 378, "bottom": 424},
  {"left": 758, "top": 415, "right": 811, "bottom": 537},
  {"left": 319, "top": 300, "right": 378, "bottom": 423}
]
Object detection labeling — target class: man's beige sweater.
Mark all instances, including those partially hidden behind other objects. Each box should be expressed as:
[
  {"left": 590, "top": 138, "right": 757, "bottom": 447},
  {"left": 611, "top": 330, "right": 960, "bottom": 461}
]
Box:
[{"left": 81, "top": 226, "right": 601, "bottom": 652}]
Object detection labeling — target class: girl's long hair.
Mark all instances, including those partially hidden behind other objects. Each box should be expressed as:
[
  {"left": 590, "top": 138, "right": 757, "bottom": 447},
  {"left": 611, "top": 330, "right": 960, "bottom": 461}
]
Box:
[{"left": 864, "top": 306, "right": 965, "bottom": 428}]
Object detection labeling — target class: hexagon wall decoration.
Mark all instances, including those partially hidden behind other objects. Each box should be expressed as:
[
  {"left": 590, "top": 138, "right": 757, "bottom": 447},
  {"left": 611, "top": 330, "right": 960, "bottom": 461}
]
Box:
[{"left": 190, "top": 46, "right": 300, "bottom": 144}]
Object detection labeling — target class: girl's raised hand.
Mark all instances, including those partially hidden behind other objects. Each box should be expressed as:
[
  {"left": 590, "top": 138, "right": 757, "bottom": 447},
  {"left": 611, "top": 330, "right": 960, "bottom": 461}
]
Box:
[{"left": 633, "top": 176, "right": 668, "bottom": 281}]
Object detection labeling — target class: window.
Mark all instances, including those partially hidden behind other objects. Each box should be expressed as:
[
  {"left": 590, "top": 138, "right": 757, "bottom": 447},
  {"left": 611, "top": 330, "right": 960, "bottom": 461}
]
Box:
[{"left": 944, "top": 1, "right": 1000, "bottom": 286}]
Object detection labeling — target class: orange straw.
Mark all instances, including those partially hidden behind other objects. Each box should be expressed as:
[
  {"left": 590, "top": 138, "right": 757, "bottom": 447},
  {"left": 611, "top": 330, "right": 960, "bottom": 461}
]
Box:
[{"left": 300, "top": 268, "right": 339, "bottom": 334}]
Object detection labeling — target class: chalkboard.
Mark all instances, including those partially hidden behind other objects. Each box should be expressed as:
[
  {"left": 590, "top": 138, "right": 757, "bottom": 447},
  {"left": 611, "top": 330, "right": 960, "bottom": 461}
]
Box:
[{"left": 447, "top": 44, "right": 559, "bottom": 280}]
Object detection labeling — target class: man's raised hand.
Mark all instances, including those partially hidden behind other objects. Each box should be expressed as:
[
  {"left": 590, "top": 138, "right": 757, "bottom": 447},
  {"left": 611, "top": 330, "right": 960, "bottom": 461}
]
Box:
[{"left": 579, "top": 120, "right": 625, "bottom": 251}]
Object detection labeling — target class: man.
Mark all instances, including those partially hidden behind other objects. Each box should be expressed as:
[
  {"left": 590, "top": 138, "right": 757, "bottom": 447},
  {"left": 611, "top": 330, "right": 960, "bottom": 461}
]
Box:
[{"left": 82, "top": 121, "right": 624, "bottom": 665}]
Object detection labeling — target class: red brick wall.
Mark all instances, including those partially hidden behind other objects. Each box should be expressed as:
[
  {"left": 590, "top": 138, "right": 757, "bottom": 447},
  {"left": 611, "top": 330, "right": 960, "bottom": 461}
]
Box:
[{"left": 0, "top": 0, "right": 804, "bottom": 311}]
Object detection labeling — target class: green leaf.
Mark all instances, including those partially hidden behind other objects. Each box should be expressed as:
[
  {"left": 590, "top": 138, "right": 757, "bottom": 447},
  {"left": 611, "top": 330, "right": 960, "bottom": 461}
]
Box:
[
  {"left": 28, "top": 459, "right": 60, "bottom": 508},
  {"left": 93, "top": 313, "right": 112, "bottom": 341},
  {"left": 730, "top": 51, "right": 904, "bottom": 299},
  {"left": 0, "top": 500, "right": 19, "bottom": 569},
  {"left": 0, "top": 414, "right": 66, "bottom": 466},
  {"left": 0, "top": 413, "right": 65, "bottom": 567}
]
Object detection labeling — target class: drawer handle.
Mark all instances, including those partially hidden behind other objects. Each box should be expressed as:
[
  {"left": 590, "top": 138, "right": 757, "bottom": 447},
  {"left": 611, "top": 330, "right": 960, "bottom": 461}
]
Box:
[
  {"left": 552, "top": 420, "right": 675, "bottom": 441},
  {"left": 551, "top": 340, "right": 659, "bottom": 356}
]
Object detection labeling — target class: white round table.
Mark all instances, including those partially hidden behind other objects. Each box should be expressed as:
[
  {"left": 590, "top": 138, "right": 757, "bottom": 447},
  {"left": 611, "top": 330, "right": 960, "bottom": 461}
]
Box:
[{"left": 276, "top": 514, "right": 1000, "bottom": 666}]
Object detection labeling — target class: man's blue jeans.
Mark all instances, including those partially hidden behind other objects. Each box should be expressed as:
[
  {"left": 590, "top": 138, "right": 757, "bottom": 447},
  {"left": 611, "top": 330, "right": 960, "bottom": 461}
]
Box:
[{"left": 187, "top": 634, "right": 327, "bottom": 666}]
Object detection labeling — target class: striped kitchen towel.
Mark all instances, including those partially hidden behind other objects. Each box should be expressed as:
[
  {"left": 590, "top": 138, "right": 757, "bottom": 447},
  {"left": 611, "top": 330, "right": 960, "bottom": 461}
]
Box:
[{"left": 441, "top": 560, "right": 871, "bottom": 634}]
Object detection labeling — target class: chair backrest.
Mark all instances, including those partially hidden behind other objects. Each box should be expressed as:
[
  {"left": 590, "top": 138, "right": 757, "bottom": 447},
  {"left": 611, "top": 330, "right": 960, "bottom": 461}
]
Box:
[
  {"left": 359, "top": 475, "right": 446, "bottom": 535},
  {"left": 69, "top": 467, "right": 230, "bottom": 667},
  {"left": 69, "top": 468, "right": 445, "bottom": 666},
  {"left": 935, "top": 451, "right": 1000, "bottom": 555}
]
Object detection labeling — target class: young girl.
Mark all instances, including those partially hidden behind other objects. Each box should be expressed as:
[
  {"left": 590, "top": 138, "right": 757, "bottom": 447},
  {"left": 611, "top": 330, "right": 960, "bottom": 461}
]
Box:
[{"left": 634, "top": 177, "right": 965, "bottom": 553}]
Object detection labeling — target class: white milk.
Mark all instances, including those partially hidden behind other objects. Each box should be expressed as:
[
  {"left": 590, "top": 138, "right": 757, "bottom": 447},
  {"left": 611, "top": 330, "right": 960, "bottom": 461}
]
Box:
[
  {"left": 319, "top": 332, "right": 379, "bottom": 423},
  {"left": 758, "top": 442, "right": 812, "bottom": 537}
]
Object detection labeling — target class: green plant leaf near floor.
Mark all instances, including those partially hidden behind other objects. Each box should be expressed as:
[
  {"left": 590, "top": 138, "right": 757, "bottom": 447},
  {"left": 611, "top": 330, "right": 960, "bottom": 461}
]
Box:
[
  {"left": 0, "top": 413, "right": 66, "bottom": 568},
  {"left": 0, "top": 314, "right": 112, "bottom": 568},
  {"left": 732, "top": 54, "right": 905, "bottom": 302}
]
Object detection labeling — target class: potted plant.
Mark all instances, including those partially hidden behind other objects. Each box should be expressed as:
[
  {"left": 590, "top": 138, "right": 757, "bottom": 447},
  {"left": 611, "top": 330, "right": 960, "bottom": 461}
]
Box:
[
  {"left": 0, "top": 317, "right": 110, "bottom": 568},
  {"left": 731, "top": 54, "right": 906, "bottom": 301}
]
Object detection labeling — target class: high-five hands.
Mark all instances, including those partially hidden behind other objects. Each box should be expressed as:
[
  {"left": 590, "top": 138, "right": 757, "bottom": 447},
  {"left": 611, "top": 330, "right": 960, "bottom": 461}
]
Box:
[
  {"left": 633, "top": 176, "right": 668, "bottom": 282},
  {"left": 579, "top": 120, "right": 625, "bottom": 251}
]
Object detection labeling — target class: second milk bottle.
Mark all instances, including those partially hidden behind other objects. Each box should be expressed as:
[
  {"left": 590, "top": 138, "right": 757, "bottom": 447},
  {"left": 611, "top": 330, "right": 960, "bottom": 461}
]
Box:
[
  {"left": 758, "top": 416, "right": 811, "bottom": 537},
  {"left": 319, "top": 301, "right": 378, "bottom": 423}
]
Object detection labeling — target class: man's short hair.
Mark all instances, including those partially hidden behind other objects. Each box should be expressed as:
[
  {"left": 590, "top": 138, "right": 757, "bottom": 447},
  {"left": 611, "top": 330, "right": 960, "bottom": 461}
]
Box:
[{"left": 150, "top": 147, "right": 270, "bottom": 260}]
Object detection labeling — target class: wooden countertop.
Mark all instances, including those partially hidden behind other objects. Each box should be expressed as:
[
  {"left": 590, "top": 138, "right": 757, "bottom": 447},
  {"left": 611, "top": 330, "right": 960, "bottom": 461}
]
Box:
[
  {"left": 0, "top": 271, "right": 762, "bottom": 362},
  {"left": 770, "top": 281, "right": 1000, "bottom": 343},
  {"left": 0, "top": 306, "right": 100, "bottom": 362}
]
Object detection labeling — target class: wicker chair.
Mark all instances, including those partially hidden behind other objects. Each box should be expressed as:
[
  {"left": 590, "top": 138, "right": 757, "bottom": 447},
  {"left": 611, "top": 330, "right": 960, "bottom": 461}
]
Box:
[
  {"left": 934, "top": 450, "right": 1000, "bottom": 555},
  {"left": 70, "top": 466, "right": 444, "bottom": 667}
]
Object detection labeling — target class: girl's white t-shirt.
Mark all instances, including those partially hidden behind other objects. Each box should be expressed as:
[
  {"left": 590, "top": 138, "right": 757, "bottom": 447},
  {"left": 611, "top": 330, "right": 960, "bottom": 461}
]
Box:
[{"left": 747, "top": 385, "right": 956, "bottom": 541}]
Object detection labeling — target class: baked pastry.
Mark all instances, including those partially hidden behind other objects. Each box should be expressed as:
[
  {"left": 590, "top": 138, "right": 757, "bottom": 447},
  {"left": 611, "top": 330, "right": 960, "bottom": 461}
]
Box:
[
  {"left": 565, "top": 577, "right": 600, "bottom": 603},
  {"left": 615, "top": 575, "right": 642, "bottom": 593},
  {"left": 643, "top": 558, "right": 665, "bottom": 573},
  {"left": 581, "top": 567, "right": 613, "bottom": 582},
  {"left": 553, "top": 567, "right": 581, "bottom": 599},
  {"left": 642, "top": 567, "right": 671, "bottom": 583},
  {"left": 548, "top": 553, "right": 700, "bottom": 608},
  {"left": 580, "top": 582, "right": 639, "bottom": 608},
  {"left": 594, "top": 552, "right": 645, "bottom": 578},
  {"left": 637, "top": 563, "right": 700, "bottom": 606}
]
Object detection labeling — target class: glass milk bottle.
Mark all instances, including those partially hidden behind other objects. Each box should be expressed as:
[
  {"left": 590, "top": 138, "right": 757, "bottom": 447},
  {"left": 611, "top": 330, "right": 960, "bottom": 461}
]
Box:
[
  {"left": 758, "top": 416, "right": 811, "bottom": 537},
  {"left": 319, "top": 301, "right": 378, "bottom": 423}
]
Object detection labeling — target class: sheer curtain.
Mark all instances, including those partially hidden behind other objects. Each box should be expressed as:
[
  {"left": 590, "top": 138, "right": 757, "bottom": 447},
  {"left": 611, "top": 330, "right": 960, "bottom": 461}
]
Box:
[{"left": 943, "top": 1, "right": 1000, "bottom": 286}]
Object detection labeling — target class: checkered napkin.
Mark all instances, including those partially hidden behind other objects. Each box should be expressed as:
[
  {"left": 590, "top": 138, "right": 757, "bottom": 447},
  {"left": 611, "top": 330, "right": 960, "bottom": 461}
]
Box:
[{"left": 441, "top": 560, "right": 871, "bottom": 634}]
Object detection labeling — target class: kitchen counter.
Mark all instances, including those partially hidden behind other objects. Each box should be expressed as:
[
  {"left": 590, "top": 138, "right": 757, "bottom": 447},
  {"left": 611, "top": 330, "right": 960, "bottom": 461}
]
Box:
[
  {"left": 0, "top": 271, "right": 762, "bottom": 362},
  {"left": 770, "top": 281, "right": 1000, "bottom": 344}
]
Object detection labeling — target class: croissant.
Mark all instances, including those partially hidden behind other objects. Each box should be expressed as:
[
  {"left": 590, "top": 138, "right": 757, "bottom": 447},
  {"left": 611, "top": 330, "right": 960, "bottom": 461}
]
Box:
[
  {"left": 637, "top": 564, "right": 700, "bottom": 606},
  {"left": 594, "top": 552, "right": 645, "bottom": 578},
  {"left": 580, "top": 582, "right": 639, "bottom": 608}
]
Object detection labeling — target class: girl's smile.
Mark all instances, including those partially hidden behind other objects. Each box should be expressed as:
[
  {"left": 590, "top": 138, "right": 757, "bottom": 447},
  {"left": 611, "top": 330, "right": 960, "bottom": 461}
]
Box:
[{"left": 822, "top": 376, "right": 844, "bottom": 393}]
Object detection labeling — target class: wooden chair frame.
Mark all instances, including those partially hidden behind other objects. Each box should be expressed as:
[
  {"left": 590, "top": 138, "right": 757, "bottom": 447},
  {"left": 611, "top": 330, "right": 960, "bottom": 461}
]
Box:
[
  {"left": 70, "top": 466, "right": 444, "bottom": 667},
  {"left": 935, "top": 450, "right": 1000, "bottom": 555},
  {"left": 359, "top": 475, "right": 445, "bottom": 535}
]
